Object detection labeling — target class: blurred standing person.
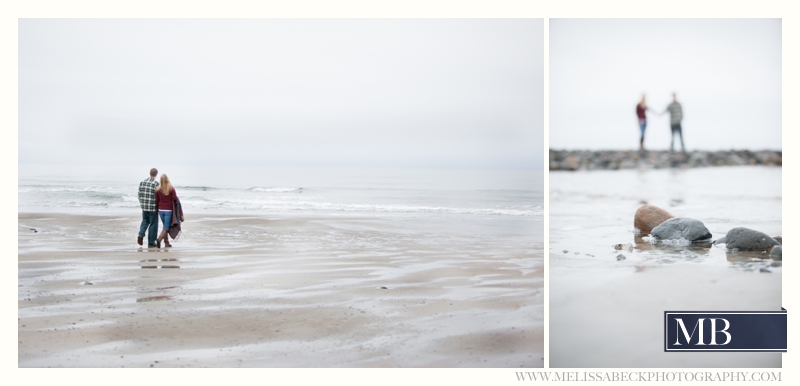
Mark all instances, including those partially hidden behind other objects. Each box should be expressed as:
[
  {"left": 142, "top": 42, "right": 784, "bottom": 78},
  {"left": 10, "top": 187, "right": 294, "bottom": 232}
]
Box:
[
  {"left": 137, "top": 168, "right": 159, "bottom": 248},
  {"left": 635, "top": 94, "right": 651, "bottom": 151},
  {"left": 664, "top": 93, "right": 685, "bottom": 153}
]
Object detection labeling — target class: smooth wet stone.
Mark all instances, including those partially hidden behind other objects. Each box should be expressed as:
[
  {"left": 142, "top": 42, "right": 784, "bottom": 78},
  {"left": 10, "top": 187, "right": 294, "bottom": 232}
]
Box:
[
  {"left": 724, "top": 227, "right": 779, "bottom": 251},
  {"left": 634, "top": 205, "right": 674, "bottom": 235},
  {"left": 616, "top": 254, "right": 626, "bottom": 261},
  {"left": 773, "top": 236, "right": 782, "bottom": 244},
  {"left": 650, "top": 217, "right": 712, "bottom": 242},
  {"left": 769, "top": 245, "right": 782, "bottom": 260},
  {"left": 614, "top": 243, "right": 633, "bottom": 251}
]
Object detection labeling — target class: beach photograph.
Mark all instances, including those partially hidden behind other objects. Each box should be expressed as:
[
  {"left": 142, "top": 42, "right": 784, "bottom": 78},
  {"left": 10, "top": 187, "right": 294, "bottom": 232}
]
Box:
[
  {"left": 548, "top": 19, "right": 782, "bottom": 367},
  {"left": 18, "top": 19, "right": 545, "bottom": 367}
]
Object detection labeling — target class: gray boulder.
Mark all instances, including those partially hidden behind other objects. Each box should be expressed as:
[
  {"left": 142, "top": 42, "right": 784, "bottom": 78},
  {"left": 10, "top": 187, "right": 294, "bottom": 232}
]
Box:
[
  {"left": 650, "top": 217, "right": 712, "bottom": 242},
  {"left": 769, "top": 245, "right": 782, "bottom": 260},
  {"left": 724, "top": 227, "right": 780, "bottom": 251}
]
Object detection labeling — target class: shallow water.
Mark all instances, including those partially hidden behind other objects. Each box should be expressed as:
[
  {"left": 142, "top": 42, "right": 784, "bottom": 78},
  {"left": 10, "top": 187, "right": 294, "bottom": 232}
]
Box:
[
  {"left": 550, "top": 166, "right": 781, "bottom": 268},
  {"left": 549, "top": 166, "right": 782, "bottom": 368}
]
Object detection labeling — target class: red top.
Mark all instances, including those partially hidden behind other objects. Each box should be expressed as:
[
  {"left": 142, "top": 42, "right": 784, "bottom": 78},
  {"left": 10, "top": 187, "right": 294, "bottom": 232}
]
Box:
[
  {"left": 155, "top": 187, "right": 178, "bottom": 211},
  {"left": 636, "top": 104, "right": 647, "bottom": 119}
]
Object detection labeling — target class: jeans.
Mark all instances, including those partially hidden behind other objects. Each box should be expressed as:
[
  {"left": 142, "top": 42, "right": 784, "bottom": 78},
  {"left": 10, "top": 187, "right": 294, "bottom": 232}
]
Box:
[
  {"left": 159, "top": 210, "right": 173, "bottom": 233},
  {"left": 638, "top": 119, "right": 647, "bottom": 140},
  {"left": 139, "top": 211, "right": 159, "bottom": 246},
  {"left": 670, "top": 123, "right": 685, "bottom": 152}
]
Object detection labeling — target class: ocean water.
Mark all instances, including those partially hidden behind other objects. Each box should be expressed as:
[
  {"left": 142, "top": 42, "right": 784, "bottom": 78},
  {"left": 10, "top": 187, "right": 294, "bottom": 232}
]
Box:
[{"left": 18, "top": 164, "right": 543, "bottom": 219}]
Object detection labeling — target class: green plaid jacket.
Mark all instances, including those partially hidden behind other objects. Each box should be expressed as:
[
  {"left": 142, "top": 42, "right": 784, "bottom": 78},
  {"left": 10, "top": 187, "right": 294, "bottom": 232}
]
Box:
[
  {"left": 138, "top": 177, "right": 160, "bottom": 211},
  {"left": 667, "top": 102, "right": 683, "bottom": 125}
]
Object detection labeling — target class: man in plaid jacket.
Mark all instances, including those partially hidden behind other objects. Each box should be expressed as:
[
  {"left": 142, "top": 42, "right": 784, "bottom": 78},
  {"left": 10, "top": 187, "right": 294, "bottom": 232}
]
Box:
[
  {"left": 664, "top": 93, "right": 685, "bottom": 153},
  {"left": 138, "top": 168, "right": 160, "bottom": 247}
]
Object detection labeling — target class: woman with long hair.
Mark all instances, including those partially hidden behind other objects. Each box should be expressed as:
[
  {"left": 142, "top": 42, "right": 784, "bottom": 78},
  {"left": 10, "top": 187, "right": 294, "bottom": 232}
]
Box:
[
  {"left": 636, "top": 94, "right": 651, "bottom": 151},
  {"left": 155, "top": 174, "right": 179, "bottom": 248}
]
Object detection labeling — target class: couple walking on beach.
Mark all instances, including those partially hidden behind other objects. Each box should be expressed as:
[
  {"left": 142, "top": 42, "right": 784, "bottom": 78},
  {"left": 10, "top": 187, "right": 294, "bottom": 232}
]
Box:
[
  {"left": 137, "top": 168, "right": 184, "bottom": 248},
  {"left": 636, "top": 93, "right": 685, "bottom": 152}
]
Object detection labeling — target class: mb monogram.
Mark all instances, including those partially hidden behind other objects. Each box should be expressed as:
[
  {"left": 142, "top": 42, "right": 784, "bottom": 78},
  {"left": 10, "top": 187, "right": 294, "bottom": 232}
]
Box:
[
  {"left": 673, "top": 318, "right": 731, "bottom": 346},
  {"left": 664, "top": 310, "right": 787, "bottom": 352}
]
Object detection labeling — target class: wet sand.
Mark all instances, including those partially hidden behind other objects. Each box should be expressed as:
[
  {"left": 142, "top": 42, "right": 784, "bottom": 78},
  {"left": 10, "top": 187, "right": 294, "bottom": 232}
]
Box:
[
  {"left": 550, "top": 255, "right": 782, "bottom": 368},
  {"left": 549, "top": 166, "right": 781, "bottom": 368},
  {"left": 18, "top": 212, "right": 543, "bottom": 368}
]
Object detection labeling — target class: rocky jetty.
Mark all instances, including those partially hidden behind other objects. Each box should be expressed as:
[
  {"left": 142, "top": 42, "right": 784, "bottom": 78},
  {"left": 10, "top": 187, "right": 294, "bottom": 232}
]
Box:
[{"left": 550, "top": 149, "right": 782, "bottom": 171}]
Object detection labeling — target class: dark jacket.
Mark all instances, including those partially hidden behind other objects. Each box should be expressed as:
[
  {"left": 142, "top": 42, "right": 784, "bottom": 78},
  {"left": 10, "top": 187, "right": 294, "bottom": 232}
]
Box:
[{"left": 168, "top": 198, "right": 184, "bottom": 240}]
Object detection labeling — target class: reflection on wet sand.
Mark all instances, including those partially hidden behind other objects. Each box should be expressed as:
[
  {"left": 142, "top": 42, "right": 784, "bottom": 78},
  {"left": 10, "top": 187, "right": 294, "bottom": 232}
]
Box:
[
  {"left": 725, "top": 250, "right": 781, "bottom": 273},
  {"left": 725, "top": 250, "right": 776, "bottom": 262},
  {"left": 632, "top": 235, "right": 712, "bottom": 251},
  {"left": 136, "top": 295, "right": 173, "bottom": 303},
  {"left": 627, "top": 235, "right": 780, "bottom": 273},
  {"left": 136, "top": 247, "right": 171, "bottom": 253},
  {"left": 139, "top": 258, "right": 180, "bottom": 269},
  {"left": 19, "top": 211, "right": 543, "bottom": 368}
]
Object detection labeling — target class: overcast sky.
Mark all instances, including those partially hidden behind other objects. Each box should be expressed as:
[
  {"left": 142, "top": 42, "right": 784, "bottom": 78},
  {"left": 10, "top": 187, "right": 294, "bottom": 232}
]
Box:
[
  {"left": 550, "top": 19, "right": 781, "bottom": 151},
  {"left": 19, "top": 19, "right": 543, "bottom": 170}
]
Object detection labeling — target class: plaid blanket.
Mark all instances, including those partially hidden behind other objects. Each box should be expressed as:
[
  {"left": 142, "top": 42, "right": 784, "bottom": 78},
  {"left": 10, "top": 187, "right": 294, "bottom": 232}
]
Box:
[{"left": 168, "top": 199, "right": 184, "bottom": 240}]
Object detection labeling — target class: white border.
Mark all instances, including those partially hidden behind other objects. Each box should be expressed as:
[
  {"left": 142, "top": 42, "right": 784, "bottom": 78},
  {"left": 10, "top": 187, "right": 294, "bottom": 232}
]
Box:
[{"left": 5, "top": 0, "right": 797, "bottom": 385}]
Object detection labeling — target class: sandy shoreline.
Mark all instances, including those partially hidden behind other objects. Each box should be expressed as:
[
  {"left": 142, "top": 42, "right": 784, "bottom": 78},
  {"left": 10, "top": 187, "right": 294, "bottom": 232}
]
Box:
[
  {"left": 18, "top": 212, "right": 543, "bottom": 368},
  {"left": 549, "top": 253, "right": 782, "bottom": 368}
]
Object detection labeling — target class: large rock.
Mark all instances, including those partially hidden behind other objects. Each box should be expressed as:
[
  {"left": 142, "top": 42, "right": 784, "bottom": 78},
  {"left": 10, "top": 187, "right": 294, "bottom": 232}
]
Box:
[
  {"left": 634, "top": 205, "right": 675, "bottom": 235},
  {"left": 650, "top": 217, "right": 712, "bottom": 242},
  {"left": 724, "top": 227, "right": 780, "bottom": 251},
  {"left": 769, "top": 245, "right": 782, "bottom": 260}
]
